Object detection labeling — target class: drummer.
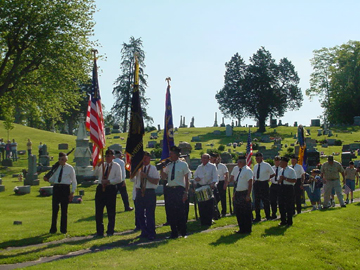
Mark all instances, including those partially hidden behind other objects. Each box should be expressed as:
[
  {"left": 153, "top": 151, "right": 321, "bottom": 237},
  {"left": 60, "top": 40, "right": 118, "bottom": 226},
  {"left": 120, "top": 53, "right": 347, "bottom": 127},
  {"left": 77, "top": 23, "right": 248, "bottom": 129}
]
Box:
[
  {"left": 194, "top": 153, "right": 218, "bottom": 226},
  {"left": 230, "top": 155, "right": 253, "bottom": 234}
]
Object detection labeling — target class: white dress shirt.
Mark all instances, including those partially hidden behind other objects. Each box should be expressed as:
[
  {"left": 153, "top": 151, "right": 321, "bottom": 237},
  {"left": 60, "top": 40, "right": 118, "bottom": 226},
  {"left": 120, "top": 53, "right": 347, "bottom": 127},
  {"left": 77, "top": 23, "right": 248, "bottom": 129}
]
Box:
[
  {"left": 292, "top": 163, "right": 305, "bottom": 179},
  {"left": 216, "top": 163, "right": 229, "bottom": 181},
  {"left": 164, "top": 159, "right": 190, "bottom": 188},
  {"left": 134, "top": 164, "right": 160, "bottom": 189},
  {"left": 49, "top": 163, "right": 77, "bottom": 193},
  {"left": 279, "top": 166, "right": 297, "bottom": 186},
  {"left": 114, "top": 158, "right": 126, "bottom": 182},
  {"left": 271, "top": 165, "right": 281, "bottom": 184},
  {"left": 253, "top": 161, "right": 275, "bottom": 181},
  {"left": 94, "top": 161, "right": 122, "bottom": 185},
  {"left": 231, "top": 165, "right": 253, "bottom": 191},
  {"left": 194, "top": 162, "right": 218, "bottom": 186}
]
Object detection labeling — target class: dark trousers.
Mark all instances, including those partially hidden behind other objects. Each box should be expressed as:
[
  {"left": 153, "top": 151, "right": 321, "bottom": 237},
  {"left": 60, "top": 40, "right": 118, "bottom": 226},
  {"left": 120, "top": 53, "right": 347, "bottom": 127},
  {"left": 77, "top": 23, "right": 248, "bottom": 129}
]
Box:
[
  {"left": 164, "top": 184, "right": 170, "bottom": 223},
  {"left": 279, "top": 185, "right": 294, "bottom": 225},
  {"left": 254, "top": 181, "right": 271, "bottom": 219},
  {"left": 198, "top": 198, "right": 214, "bottom": 226},
  {"left": 269, "top": 184, "right": 280, "bottom": 217},
  {"left": 166, "top": 186, "right": 187, "bottom": 237},
  {"left": 50, "top": 184, "right": 70, "bottom": 233},
  {"left": 217, "top": 181, "right": 227, "bottom": 215},
  {"left": 294, "top": 178, "right": 302, "bottom": 214},
  {"left": 135, "top": 189, "right": 156, "bottom": 238},
  {"left": 116, "top": 182, "right": 131, "bottom": 210},
  {"left": 234, "top": 190, "right": 252, "bottom": 233},
  {"left": 95, "top": 184, "right": 117, "bottom": 235}
]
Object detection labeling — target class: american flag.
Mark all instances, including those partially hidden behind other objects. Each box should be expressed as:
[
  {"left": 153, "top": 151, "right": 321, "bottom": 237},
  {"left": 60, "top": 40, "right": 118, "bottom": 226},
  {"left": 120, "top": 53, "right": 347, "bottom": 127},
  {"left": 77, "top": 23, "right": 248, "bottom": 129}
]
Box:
[
  {"left": 246, "top": 128, "right": 252, "bottom": 166},
  {"left": 86, "top": 55, "right": 105, "bottom": 168}
]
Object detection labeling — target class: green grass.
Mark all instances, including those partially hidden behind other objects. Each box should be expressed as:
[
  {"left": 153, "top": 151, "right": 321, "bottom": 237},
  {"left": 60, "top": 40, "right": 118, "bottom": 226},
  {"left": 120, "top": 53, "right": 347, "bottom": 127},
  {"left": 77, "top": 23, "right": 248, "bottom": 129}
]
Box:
[{"left": 1, "top": 122, "right": 360, "bottom": 268}]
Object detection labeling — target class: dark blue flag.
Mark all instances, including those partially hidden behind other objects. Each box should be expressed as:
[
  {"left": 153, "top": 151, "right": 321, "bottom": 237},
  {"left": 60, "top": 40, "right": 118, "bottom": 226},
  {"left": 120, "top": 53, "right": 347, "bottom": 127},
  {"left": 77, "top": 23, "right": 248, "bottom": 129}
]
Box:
[{"left": 161, "top": 84, "right": 174, "bottom": 160}]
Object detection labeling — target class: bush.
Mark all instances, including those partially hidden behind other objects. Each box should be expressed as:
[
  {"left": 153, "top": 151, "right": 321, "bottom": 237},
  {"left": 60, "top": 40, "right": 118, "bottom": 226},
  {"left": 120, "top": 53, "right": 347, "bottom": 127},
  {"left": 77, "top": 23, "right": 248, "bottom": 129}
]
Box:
[
  {"left": 334, "top": 140, "right": 342, "bottom": 146},
  {"left": 252, "top": 142, "right": 259, "bottom": 150},
  {"left": 218, "top": 144, "right": 225, "bottom": 151},
  {"left": 265, "top": 158, "right": 274, "bottom": 166},
  {"left": 151, "top": 148, "right": 162, "bottom": 158}
]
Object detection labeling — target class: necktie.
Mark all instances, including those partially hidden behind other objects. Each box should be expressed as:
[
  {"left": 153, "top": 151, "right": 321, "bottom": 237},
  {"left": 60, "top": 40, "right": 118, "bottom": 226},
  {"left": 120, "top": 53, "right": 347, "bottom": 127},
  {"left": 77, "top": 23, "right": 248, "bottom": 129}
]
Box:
[
  {"left": 257, "top": 163, "right": 260, "bottom": 179},
  {"left": 104, "top": 164, "right": 109, "bottom": 178},
  {"left": 140, "top": 166, "right": 146, "bottom": 189},
  {"left": 57, "top": 166, "right": 63, "bottom": 183},
  {"left": 275, "top": 167, "right": 279, "bottom": 182},
  {"left": 171, "top": 162, "right": 176, "bottom": 180},
  {"left": 236, "top": 168, "right": 242, "bottom": 182},
  {"left": 281, "top": 168, "right": 285, "bottom": 185}
]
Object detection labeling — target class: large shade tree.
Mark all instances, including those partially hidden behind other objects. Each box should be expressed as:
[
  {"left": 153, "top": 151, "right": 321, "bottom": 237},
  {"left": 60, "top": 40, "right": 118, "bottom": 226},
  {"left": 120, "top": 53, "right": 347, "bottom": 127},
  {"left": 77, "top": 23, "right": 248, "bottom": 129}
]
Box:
[
  {"left": 216, "top": 47, "right": 302, "bottom": 132},
  {"left": 0, "top": 0, "right": 96, "bottom": 127},
  {"left": 306, "top": 41, "right": 360, "bottom": 124},
  {"left": 112, "top": 37, "right": 153, "bottom": 132}
]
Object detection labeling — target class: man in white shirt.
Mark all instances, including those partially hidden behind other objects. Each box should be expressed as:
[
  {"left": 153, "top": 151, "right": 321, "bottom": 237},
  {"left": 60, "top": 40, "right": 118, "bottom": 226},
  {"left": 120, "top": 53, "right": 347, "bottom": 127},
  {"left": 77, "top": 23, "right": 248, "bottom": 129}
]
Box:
[
  {"left": 291, "top": 155, "right": 305, "bottom": 214},
  {"left": 133, "top": 151, "right": 160, "bottom": 240},
  {"left": 230, "top": 156, "right": 253, "bottom": 234},
  {"left": 278, "top": 156, "right": 297, "bottom": 226},
  {"left": 215, "top": 156, "right": 229, "bottom": 217},
  {"left": 253, "top": 152, "right": 275, "bottom": 222},
  {"left": 270, "top": 156, "right": 281, "bottom": 219},
  {"left": 161, "top": 146, "right": 190, "bottom": 238},
  {"left": 94, "top": 149, "right": 122, "bottom": 237},
  {"left": 114, "top": 150, "right": 133, "bottom": 212},
  {"left": 194, "top": 153, "right": 218, "bottom": 226},
  {"left": 44, "top": 152, "right": 77, "bottom": 234}
]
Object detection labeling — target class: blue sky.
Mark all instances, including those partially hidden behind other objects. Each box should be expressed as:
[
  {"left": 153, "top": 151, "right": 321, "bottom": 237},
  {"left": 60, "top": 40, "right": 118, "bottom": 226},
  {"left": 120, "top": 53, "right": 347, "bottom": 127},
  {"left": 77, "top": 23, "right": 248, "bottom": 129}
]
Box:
[{"left": 93, "top": 0, "right": 360, "bottom": 128}]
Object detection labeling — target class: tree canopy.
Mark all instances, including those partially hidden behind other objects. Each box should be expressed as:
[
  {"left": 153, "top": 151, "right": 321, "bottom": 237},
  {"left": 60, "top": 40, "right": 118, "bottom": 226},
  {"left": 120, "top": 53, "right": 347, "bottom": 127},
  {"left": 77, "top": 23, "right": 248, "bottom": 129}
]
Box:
[
  {"left": 306, "top": 40, "right": 360, "bottom": 124},
  {"left": 112, "top": 36, "right": 153, "bottom": 132},
  {"left": 216, "top": 47, "right": 302, "bottom": 132},
  {"left": 0, "top": 0, "right": 96, "bottom": 127}
]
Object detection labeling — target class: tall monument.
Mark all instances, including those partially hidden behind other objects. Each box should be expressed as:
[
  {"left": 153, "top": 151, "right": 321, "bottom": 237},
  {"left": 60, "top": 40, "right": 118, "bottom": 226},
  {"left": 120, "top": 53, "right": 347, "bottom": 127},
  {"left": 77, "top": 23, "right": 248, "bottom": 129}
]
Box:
[{"left": 213, "top": 112, "right": 218, "bottom": 127}]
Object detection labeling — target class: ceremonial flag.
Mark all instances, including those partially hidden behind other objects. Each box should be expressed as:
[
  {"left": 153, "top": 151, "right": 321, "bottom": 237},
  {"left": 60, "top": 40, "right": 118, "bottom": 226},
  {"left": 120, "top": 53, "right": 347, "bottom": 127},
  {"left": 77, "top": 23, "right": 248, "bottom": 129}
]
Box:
[
  {"left": 125, "top": 57, "right": 144, "bottom": 179},
  {"left": 297, "top": 125, "right": 308, "bottom": 171},
  {"left": 161, "top": 82, "right": 174, "bottom": 161},
  {"left": 86, "top": 54, "right": 105, "bottom": 168},
  {"left": 246, "top": 128, "right": 252, "bottom": 167}
]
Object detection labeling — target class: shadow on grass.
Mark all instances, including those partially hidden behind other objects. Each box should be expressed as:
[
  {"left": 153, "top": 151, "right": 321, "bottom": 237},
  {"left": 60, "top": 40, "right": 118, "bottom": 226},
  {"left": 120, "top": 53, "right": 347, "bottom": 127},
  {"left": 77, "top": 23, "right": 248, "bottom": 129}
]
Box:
[
  {"left": 0, "top": 234, "right": 50, "bottom": 250},
  {"left": 261, "top": 225, "right": 289, "bottom": 237},
  {"left": 209, "top": 232, "right": 248, "bottom": 246}
]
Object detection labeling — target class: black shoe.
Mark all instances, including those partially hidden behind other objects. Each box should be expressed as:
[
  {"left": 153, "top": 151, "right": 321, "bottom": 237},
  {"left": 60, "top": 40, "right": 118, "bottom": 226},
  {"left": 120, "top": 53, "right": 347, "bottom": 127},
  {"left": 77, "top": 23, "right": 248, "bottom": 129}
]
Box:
[
  {"left": 222, "top": 213, "right": 226, "bottom": 217},
  {"left": 133, "top": 227, "right": 141, "bottom": 232},
  {"left": 163, "top": 222, "right": 170, "bottom": 226},
  {"left": 287, "top": 223, "right": 293, "bottom": 226},
  {"left": 253, "top": 218, "right": 261, "bottom": 223},
  {"left": 271, "top": 215, "right": 277, "bottom": 219},
  {"left": 166, "top": 235, "right": 178, "bottom": 239},
  {"left": 148, "top": 236, "right": 155, "bottom": 241},
  {"left": 341, "top": 204, "right": 346, "bottom": 208},
  {"left": 107, "top": 233, "right": 113, "bottom": 237},
  {"left": 278, "top": 222, "right": 287, "bottom": 226},
  {"left": 235, "top": 230, "right": 251, "bottom": 234},
  {"left": 60, "top": 231, "right": 67, "bottom": 234},
  {"left": 49, "top": 229, "right": 57, "bottom": 234},
  {"left": 125, "top": 207, "right": 134, "bottom": 211},
  {"left": 181, "top": 235, "right": 188, "bottom": 239},
  {"left": 93, "top": 234, "right": 104, "bottom": 238}
]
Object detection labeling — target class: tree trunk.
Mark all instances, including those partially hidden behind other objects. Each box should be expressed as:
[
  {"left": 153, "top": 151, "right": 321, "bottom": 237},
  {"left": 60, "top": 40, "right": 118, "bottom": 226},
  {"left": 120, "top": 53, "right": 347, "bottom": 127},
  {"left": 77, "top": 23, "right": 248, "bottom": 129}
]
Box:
[{"left": 257, "top": 116, "right": 266, "bottom": 133}]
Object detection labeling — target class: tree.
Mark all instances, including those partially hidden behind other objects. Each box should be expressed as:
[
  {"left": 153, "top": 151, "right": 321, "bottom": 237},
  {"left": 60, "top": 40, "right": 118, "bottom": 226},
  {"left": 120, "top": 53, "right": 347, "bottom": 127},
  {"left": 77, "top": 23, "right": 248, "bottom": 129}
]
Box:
[
  {"left": 216, "top": 47, "right": 302, "bottom": 132},
  {"left": 2, "top": 106, "right": 14, "bottom": 140},
  {"left": 0, "top": 0, "right": 96, "bottom": 125},
  {"left": 306, "top": 41, "right": 360, "bottom": 124},
  {"left": 112, "top": 37, "right": 153, "bottom": 132}
]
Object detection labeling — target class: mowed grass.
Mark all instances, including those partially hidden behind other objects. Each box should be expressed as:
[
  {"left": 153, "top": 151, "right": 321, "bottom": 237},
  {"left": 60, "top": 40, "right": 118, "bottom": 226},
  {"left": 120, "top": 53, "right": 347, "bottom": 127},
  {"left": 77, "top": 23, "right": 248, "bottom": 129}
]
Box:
[{"left": 22, "top": 203, "right": 360, "bottom": 270}]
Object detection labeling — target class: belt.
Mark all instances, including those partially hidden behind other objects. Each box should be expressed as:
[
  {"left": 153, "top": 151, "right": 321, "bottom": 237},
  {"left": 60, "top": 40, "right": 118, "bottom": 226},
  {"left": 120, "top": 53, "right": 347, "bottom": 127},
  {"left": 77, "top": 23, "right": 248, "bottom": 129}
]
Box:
[
  {"left": 136, "top": 188, "right": 156, "bottom": 191},
  {"left": 168, "top": 185, "right": 184, "bottom": 189},
  {"left": 53, "top": 184, "right": 70, "bottom": 187},
  {"left": 327, "top": 179, "right": 339, "bottom": 181}
]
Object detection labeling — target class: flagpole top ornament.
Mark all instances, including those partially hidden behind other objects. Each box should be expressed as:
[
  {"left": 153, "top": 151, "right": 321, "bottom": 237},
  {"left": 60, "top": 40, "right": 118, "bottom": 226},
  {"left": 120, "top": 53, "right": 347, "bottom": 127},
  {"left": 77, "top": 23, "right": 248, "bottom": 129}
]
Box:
[{"left": 165, "top": 77, "right": 171, "bottom": 86}]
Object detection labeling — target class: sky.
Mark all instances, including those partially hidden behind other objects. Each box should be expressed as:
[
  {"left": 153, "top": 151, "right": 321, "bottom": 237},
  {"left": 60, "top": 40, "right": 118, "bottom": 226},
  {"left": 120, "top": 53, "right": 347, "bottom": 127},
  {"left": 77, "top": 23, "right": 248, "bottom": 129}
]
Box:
[{"left": 92, "top": 0, "right": 360, "bottom": 129}]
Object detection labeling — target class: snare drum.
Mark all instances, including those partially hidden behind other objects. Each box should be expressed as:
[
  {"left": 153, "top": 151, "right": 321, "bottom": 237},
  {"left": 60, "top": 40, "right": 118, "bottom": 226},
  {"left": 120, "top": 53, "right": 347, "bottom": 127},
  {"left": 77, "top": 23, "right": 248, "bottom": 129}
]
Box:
[{"left": 195, "top": 185, "right": 213, "bottom": 202}]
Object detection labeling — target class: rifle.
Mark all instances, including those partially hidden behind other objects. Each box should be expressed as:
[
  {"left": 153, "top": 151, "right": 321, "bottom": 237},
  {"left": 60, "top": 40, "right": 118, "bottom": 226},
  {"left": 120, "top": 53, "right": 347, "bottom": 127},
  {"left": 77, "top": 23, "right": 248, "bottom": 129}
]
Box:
[{"left": 44, "top": 148, "right": 75, "bottom": 180}]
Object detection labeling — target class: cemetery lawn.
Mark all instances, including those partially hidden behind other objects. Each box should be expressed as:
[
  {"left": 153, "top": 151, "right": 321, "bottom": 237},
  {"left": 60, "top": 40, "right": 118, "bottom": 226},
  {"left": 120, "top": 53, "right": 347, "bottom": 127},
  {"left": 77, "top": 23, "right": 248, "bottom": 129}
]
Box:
[
  {"left": 1, "top": 122, "right": 360, "bottom": 268},
  {"left": 20, "top": 202, "right": 360, "bottom": 270}
]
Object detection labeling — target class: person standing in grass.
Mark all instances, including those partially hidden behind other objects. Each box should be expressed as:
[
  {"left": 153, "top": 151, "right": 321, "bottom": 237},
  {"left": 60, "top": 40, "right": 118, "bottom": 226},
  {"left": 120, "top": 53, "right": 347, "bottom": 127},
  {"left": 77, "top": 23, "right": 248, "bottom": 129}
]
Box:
[
  {"left": 133, "top": 151, "right": 160, "bottom": 241},
  {"left": 278, "top": 156, "right": 297, "bottom": 226},
  {"left": 270, "top": 156, "right": 281, "bottom": 219},
  {"left": 161, "top": 146, "right": 190, "bottom": 239},
  {"left": 290, "top": 155, "right": 305, "bottom": 215},
  {"left": 26, "top": 138, "right": 32, "bottom": 157},
  {"left": 321, "top": 155, "right": 346, "bottom": 208},
  {"left": 11, "top": 139, "right": 17, "bottom": 161},
  {"left": 215, "top": 155, "right": 229, "bottom": 217},
  {"left": 344, "top": 161, "right": 358, "bottom": 204},
  {"left": 44, "top": 152, "right": 77, "bottom": 234},
  {"left": 230, "top": 155, "right": 253, "bottom": 234}
]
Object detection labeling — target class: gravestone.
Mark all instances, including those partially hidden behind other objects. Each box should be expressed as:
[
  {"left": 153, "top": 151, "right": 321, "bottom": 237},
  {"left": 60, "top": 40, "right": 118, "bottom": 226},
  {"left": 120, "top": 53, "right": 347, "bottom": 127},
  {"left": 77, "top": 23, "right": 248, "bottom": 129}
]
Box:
[
  {"left": 147, "top": 141, "right": 156, "bottom": 148},
  {"left": 317, "top": 129, "right": 322, "bottom": 136},
  {"left": 1, "top": 159, "right": 13, "bottom": 166},
  {"left": 220, "top": 152, "right": 232, "bottom": 163},
  {"left": 195, "top": 143, "right": 202, "bottom": 150},
  {"left": 39, "top": 144, "right": 50, "bottom": 166},
  {"left": 311, "top": 119, "right": 321, "bottom": 127},
  {"left": 354, "top": 116, "right": 360, "bottom": 126},
  {"left": 294, "top": 122, "right": 298, "bottom": 127},
  {"left": 14, "top": 185, "right": 31, "bottom": 195},
  {"left": 74, "top": 119, "right": 94, "bottom": 182},
  {"left": 105, "top": 127, "right": 111, "bottom": 135},
  {"left": 189, "top": 159, "right": 201, "bottom": 170},
  {"left": 150, "top": 132, "right": 158, "bottom": 139},
  {"left": 111, "top": 124, "right": 121, "bottom": 133},
  {"left": 226, "top": 125, "right": 233, "bottom": 136},
  {"left": 327, "top": 139, "right": 336, "bottom": 146},
  {"left": 178, "top": 141, "right": 192, "bottom": 155},
  {"left": 213, "top": 130, "right": 221, "bottom": 135},
  {"left": 328, "top": 130, "right": 333, "bottom": 137},
  {"left": 39, "top": 186, "right": 53, "bottom": 196},
  {"left": 342, "top": 145, "right": 350, "bottom": 152},
  {"left": 58, "top": 143, "right": 69, "bottom": 150},
  {"left": 190, "top": 117, "right": 195, "bottom": 128},
  {"left": 260, "top": 135, "right": 271, "bottom": 143},
  {"left": 157, "top": 125, "right": 161, "bottom": 132},
  {"left": 278, "top": 120, "right": 283, "bottom": 126},
  {"left": 213, "top": 112, "right": 218, "bottom": 127},
  {"left": 342, "top": 152, "right": 352, "bottom": 166},
  {"left": 24, "top": 155, "right": 39, "bottom": 186},
  {"left": 220, "top": 117, "right": 225, "bottom": 127},
  {"left": 270, "top": 119, "right": 277, "bottom": 128},
  {"left": 160, "top": 140, "right": 163, "bottom": 149}
]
